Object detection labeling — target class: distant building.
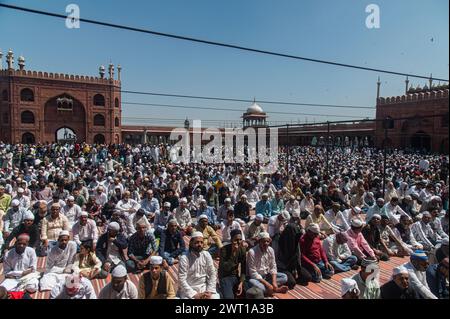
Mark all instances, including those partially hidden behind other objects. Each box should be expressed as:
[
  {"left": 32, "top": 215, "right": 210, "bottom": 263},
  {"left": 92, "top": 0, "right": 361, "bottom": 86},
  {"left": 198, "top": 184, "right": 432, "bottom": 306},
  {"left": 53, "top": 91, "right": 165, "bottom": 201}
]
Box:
[
  {"left": 0, "top": 49, "right": 122, "bottom": 144},
  {"left": 375, "top": 77, "right": 449, "bottom": 153}
]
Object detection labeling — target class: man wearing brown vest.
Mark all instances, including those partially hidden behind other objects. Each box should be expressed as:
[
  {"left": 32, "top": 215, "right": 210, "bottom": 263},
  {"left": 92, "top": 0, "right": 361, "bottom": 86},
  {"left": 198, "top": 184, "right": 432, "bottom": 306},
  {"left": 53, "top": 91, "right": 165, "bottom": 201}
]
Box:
[{"left": 138, "top": 256, "right": 176, "bottom": 299}]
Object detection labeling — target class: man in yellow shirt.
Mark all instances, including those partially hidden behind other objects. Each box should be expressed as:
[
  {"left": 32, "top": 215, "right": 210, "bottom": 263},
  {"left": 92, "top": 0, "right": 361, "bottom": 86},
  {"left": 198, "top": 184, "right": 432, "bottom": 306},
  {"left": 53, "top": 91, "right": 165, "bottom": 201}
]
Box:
[
  {"left": 196, "top": 215, "right": 223, "bottom": 258},
  {"left": 0, "top": 186, "right": 12, "bottom": 213},
  {"left": 138, "top": 256, "right": 176, "bottom": 299}
]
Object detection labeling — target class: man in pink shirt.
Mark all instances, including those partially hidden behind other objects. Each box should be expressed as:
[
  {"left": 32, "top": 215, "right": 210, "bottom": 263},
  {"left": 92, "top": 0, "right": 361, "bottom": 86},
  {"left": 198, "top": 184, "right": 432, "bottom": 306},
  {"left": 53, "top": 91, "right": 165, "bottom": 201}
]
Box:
[{"left": 345, "top": 218, "right": 377, "bottom": 262}]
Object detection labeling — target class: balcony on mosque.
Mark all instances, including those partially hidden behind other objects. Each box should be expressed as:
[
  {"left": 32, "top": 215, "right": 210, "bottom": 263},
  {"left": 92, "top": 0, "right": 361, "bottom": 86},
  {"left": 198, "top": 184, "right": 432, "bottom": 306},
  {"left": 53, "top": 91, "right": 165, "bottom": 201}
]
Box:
[{"left": 242, "top": 99, "right": 268, "bottom": 129}]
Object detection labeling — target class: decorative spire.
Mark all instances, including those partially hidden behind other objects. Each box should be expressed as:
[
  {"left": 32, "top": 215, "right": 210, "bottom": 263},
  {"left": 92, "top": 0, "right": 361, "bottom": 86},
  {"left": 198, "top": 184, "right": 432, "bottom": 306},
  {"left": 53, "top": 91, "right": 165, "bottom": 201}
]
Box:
[
  {"left": 117, "top": 64, "right": 122, "bottom": 81},
  {"left": 376, "top": 76, "right": 381, "bottom": 99},
  {"left": 6, "top": 49, "right": 14, "bottom": 70},
  {"left": 108, "top": 62, "right": 114, "bottom": 79},
  {"left": 99, "top": 65, "right": 105, "bottom": 78},
  {"left": 0, "top": 49, "right": 3, "bottom": 70},
  {"left": 429, "top": 73, "right": 433, "bottom": 91},
  {"left": 18, "top": 54, "right": 25, "bottom": 70},
  {"left": 405, "top": 76, "right": 409, "bottom": 94}
]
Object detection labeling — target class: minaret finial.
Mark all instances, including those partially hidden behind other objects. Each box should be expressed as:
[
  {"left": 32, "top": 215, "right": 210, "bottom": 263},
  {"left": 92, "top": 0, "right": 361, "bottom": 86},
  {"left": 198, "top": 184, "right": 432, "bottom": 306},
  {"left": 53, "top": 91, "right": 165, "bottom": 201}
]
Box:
[
  {"left": 405, "top": 76, "right": 410, "bottom": 94},
  {"left": 429, "top": 73, "right": 433, "bottom": 90},
  {"left": 376, "top": 76, "right": 381, "bottom": 99}
]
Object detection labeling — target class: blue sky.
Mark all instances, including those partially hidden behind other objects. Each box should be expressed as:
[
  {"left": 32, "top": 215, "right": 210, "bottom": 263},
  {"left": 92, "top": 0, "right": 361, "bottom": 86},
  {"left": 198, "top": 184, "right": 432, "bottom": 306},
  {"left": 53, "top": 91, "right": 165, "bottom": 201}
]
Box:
[{"left": 0, "top": 0, "right": 448, "bottom": 126}]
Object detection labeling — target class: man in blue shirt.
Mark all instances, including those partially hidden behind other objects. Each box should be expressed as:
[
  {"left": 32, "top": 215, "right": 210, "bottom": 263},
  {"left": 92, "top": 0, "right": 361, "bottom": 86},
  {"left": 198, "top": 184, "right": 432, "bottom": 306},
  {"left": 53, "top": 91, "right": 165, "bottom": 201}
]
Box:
[
  {"left": 255, "top": 193, "right": 272, "bottom": 223},
  {"left": 196, "top": 199, "right": 218, "bottom": 229},
  {"left": 158, "top": 219, "right": 187, "bottom": 266}
]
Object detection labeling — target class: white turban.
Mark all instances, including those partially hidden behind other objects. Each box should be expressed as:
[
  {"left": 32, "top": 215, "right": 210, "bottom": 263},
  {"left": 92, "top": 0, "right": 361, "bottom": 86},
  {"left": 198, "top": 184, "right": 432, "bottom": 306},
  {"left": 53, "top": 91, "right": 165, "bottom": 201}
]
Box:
[
  {"left": 111, "top": 265, "right": 127, "bottom": 278},
  {"left": 23, "top": 211, "right": 35, "bottom": 221},
  {"left": 341, "top": 278, "right": 360, "bottom": 297},
  {"left": 150, "top": 256, "right": 163, "bottom": 265},
  {"left": 307, "top": 223, "right": 321, "bottom": 234},
  {"left": 258, "top": 232, "right": 270, "bottom": 240},
  {"left": 191, "top": 231, "right": 204, "bottom": 239},
  {"left": 108, "top": 222, "right": 120, "bottom": 231},
  {"left": 59, "top": 230, "right": 70, "bottom": 237}
]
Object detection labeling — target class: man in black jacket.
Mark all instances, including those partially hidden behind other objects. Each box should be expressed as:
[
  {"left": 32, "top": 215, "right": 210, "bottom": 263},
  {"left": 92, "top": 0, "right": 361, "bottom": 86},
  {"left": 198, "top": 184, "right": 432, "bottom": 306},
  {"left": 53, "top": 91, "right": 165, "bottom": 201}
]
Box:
[
  {"left": 381, "top": 265, "right": 418, "bottom": 299},
  {"left": 96, "top": 221, "right": 128, "bottom": 274}
]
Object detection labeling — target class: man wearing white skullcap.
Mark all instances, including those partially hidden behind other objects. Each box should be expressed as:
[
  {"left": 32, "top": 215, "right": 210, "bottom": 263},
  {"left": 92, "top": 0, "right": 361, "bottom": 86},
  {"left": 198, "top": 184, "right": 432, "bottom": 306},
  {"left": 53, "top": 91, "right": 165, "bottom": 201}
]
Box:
[
  {"left": 126, "top": 218, "right": 157, "bottom": 274},
  {"left": 300, "top": 223, "right": 334, "bottom": 283},
  {"left": 340, "top": 278, "right": 359, "bottom": 299},
  {"left": 137, "top": 255, "right": 176, "bottom": 299},
  {"left": 234, "top": 194, "right": 251, "bottom": 223},
  {"left": 195, "top": 214, "right": 223, "bottom": 257},
  {"left": 40, "top": 202, "right": 70, "bottom": 254},
  {"left": 345, "top": 218, "right": 376, "bottom": 261},
  {"left": 3, "top": 200, "right": 29, "bottom": 237},
  {"left": 12, "top": 187, "right": 31, "bottom": 210},
  {"left": 1, "top": 210, "right": 40, "bottom": 258},
  {"left": 380, "top": 266, "right": 417, "bottom": 299},
  {"left": 196, "top": 199, "right": 219, "bottom": 228},
  {"left": 39, "top": 230, "right": 77, "bottom": 291},
  {"left": 50, "top": 271, "right": 97, "bottom": 299},
  {"left": 217, "top": 197, "right": 233, "bottom": 223},
  {"left": 244, "top": 214, "right": 265, "bottom": 247},
  {"left": 62, "top": 195, "right": 82, "bottom": 227},
  {"left": 411, "top": 211, "right": 438, "bottom": 251},
  {"left": 72, "top": 211, "right": 98, "bottom": 247},
  {"left": 159, "top": 219, "right": 187, "bottom": 266},
  {"left": 173, "top": 197, "right": 193, "bottom": 234},
  {"left": 98, "top": 265, "right": 138, "bottom": 299},
  {"left": 246, "top": 232, "right": 289, "bottom": 296},
  {"left": 0, "top": 233, "right": 39, "bottom": 293},
  {"left": 96, "top": 221, "right": 128, "bottom": 276},
  {"left": 177, "top": 230, "right": 220, "bottom": 299},
  {"left": 255, "top": 193, "right": 272, "bottom": 221}
]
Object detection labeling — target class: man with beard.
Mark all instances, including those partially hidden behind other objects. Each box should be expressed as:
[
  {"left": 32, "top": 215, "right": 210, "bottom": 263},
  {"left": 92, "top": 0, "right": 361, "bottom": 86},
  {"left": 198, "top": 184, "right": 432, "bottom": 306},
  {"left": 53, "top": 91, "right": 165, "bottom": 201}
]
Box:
[
  {"left": 381, "top": 266, "right": 418, "bottom": 299},
  {"left": 98, "top": 265, "right": 138, "bottom": 299},
  {"left": 247, "top": 232, "right": 289, "bottom": 296},
  {"left": 126, "top": 220, "right": 157, "bottom": 273},
  {"left": 403, "top": 250, "right": 437, "bottom": 299},
  {"left": 40, "top": 230, "right": 77, "bottom": 291},
  {"left": 138, "top": 256, "right": 176, "bottom": 299},
  {"left": 412, "top": 212, "right": 438, "bottom": 251},
  {"left": 178, "top": 231, "right": 220, "bottom": 299},
  {"left": 218, "top": 229, "right": 247, "bottom": 299},
  {"left": 159, "top": 219, "right": 186, "bottom": 266},
  {"left": 40, "top": 203, "right": 71, "bottom": 254},
  {"left": 394, "top": 215, "right": 423, "bottom": 252},
  {"left": 0, "top": 234, "right": 39, "bottom": 293},
  {"left": 340, "top": 278, "right": 360, "bottom": 299},
  {"left": 2, "top": 211, "right": 39, "bottom": 258},
  {"left": 50, "top": 272, "right": 97, "bottom": 299},
  {"left": 96, "top": 222, "right": 128, "bottom": 274}
]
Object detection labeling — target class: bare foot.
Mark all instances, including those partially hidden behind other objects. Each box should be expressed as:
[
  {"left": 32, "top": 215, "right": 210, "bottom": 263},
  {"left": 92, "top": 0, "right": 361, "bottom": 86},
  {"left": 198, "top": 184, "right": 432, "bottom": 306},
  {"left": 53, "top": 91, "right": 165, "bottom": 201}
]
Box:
[{"left": 275, "top": 286, "right": 289, "bottom": 294}]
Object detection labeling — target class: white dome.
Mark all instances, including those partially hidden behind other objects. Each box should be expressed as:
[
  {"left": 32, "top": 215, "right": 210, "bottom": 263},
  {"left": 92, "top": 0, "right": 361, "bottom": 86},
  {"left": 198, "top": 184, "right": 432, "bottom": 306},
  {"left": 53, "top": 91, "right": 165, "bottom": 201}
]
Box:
[{"left": 247, "top": 102, "right": 263, "bottom": 114}]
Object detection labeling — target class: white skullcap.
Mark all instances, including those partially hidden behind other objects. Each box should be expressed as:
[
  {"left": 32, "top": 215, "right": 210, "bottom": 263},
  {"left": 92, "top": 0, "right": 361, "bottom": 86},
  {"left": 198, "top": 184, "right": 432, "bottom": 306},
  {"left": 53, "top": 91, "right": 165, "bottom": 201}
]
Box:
[
  {"left": 11, "top": 199, "right": 20, "bottom": 207},
  {"left": 241, "top": 194, "right": 247, "bottom": 199},
  {"left": 200, "top": 199, "right": 207, "bottom": 204},
  {"left": 111, "top": 265, "right": 127, "bottom": 278},
  {"left": 261, "top": 193, "right": 269, "bottom": 198},
  {"left": 150, "top": 256, "right": 163, "bottom": 265},
  {"left": 442, "top": 238, "right": 449, "bottom": 246},
  {"left": 370, "top": 214, "right": 381, "bottom": 221},
  {"left": 67, "top": 196, "right": 75, "bottom": 201},
  {"left": 191, "top": 231, "right": 204, "bottom": 239},
  {"left": 80, "top": 211, "right": 89, "bottom": 217},
  {"left": 341, "top": 278, "right": 360, "bottom": 297},
  {"left": 307, "top": 223, "right": 321, "bottom": 234},
  {"left": 292, "top": 210, "right": 300, "bottom": 218},
  {"left": 422, "top": 211, "right": 431, "bottom": 218},
  {"left": 23, "top": 211, "right": 35, "bottom": 221},
  {"left": 258, "top": 232, "right": 270, "bottom": 240},
  {"left": 404, "top": 195, "right": 412, "bottom": 201},
  {"left": 351, "top": 218, "right": 364, "bottom": 228},
  {"left": 65, "top": 273, "right": 81, "bottom": 289},
  {"left": 392, "top": 266, "right": 409, "bottom": 277},
  {"left": 180, "top": 197, "right": 187, "bottom": 203},
  {"left": 17, "top": 187, "right": 24, "bottom": 193},
  {"left": 108, "top": 222, "right": 120, "bottom": 231},
  {"left": 255, "top": 214, "right": 264, "bottom": 221},
  {"left": 59, "top": 230, "right": 70, "bottom": 237},
  {"left": 353, "top": 207, "right": 362, "bottom": 214},
  {"left": 198, "top": 214, "right": 208, "bottom": 221},
  {"left": 163, "top": 202, "right": 171, "bottom": 208},
  {"left": 224, "top": 198, "right": 231, "bottom": 203},
  {"left": 281, "top": 211, "right": 291, "bottom": 220}
]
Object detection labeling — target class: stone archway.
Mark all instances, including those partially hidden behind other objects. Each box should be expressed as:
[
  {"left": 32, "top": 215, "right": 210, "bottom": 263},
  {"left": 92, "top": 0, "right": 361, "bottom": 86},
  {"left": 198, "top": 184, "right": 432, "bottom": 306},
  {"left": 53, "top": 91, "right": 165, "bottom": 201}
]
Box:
[
  {"left": 44, "top": 94, "right": 86, "bottom": 143},
  {"left": 56, "top": 127, "right": 77, "bottom": 143},
  {"left": 22, "top": 132, "right": 35, "bottom": 144}
]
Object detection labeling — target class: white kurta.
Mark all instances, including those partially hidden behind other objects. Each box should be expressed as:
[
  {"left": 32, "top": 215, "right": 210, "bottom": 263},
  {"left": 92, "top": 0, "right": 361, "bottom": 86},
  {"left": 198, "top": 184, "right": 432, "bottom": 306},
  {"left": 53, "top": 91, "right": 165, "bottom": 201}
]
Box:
[
  {"left": 1, "top": 247, "right": 39, "bottom": 292},
  {"left": 40, "top": 241, "right": 77, "bottom": 291},
  {"left": 178, "top": 251, "right": 219, "bottom": 299}
]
